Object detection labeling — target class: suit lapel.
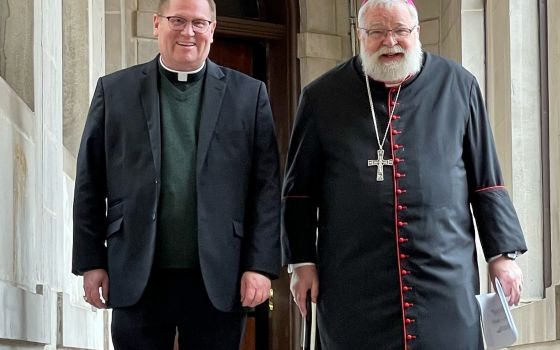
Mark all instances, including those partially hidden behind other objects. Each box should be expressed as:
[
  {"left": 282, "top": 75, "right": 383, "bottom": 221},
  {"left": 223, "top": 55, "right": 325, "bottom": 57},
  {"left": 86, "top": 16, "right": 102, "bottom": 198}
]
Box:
[
  {"left": 140, "top": 57, "right": 161, "bottom": 178},
  {"left": 197, "top": 60, "right": 226, "bottom": 174}
]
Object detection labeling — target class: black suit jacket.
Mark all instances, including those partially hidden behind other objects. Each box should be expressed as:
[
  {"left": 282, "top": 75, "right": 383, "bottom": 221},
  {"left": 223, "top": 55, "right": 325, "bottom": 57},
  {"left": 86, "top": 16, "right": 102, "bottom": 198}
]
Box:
[{"left": 72, "top": 57, "right": 281, "bottom": 312}]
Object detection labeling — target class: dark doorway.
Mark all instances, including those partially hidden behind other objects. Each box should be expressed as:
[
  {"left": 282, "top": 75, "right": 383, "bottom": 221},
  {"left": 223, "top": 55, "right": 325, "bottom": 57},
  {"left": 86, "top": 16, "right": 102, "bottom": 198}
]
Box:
[{"left": 208, "top": 1, "right": 300, "bottom": 349}]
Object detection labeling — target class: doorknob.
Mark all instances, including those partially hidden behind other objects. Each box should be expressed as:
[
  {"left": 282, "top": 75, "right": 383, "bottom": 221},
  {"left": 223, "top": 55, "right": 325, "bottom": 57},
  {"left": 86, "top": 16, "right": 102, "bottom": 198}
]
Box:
[{"left": 268, "top": 288, "right": 274, "bottom": 311}]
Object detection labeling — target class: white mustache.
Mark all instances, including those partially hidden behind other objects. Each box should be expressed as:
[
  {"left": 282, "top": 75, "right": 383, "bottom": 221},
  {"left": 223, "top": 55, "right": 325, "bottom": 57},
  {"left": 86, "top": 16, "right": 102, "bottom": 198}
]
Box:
[{"left": 376, "top": 46, "right": 406, "bottom": 55}]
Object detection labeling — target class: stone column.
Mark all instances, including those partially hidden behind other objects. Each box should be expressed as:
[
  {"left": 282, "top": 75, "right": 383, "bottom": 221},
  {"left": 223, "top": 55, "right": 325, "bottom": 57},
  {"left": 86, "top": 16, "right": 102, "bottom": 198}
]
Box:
[
  {"left": 0, "top": 0, "right": 49, "bottom": 344},
  {"left": 549, "top": 0, "right": 560, "bottom": 291},
  {"left": 63, "top": 0, "right": 90, "bottom": 157},
  {"left": 460, "top": 0, "right": 485, "bottom": 94},
  {"left": 487, "top": 0, "right": 543, "bottom": 300},
  {"left": 0, "top": 0, "right": 35, "bottom": 109},
  {"left": 105, "top": 0, "right": 138, "bottom": 74}
]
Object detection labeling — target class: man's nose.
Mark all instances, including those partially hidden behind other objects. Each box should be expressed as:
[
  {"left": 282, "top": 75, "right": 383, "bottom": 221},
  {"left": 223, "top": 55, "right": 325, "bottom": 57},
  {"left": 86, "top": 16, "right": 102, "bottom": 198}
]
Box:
[
  {"left": 382, "top": 31, "right": 398, "bottom": 46},
  {"left": 181, "top": 22, "right": 196, "bottom": 36}
]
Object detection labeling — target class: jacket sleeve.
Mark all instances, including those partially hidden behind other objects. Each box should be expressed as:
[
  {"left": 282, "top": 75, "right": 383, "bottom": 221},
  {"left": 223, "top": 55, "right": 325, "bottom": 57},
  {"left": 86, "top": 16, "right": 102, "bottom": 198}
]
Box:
[
  {"left": 464, "top": 78, "right": 527, "bottom": 260},
  {"left": 281, "top": 88, "right": 323, "bottom": 265},
  {"left": 242, "top": 82, "right": 282, "bottom": 278},
  {"left": 72, "top": 78, "right": 108, "bottom": 275}
]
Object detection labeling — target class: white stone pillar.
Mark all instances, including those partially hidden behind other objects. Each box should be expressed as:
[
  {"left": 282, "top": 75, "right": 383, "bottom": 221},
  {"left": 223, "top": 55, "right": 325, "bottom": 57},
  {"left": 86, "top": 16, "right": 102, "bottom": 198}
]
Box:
[
  {"left": 460, "top": 0, "right": 485, "bottom": 95},
  {"left": 487, "top": 0, "right": 543, "bottom": 300},
  {"left": 89, "top": 0, "right": 106, "bottom": 96},
  {"left": 550, "top": 0, "right": 560, "bottom": 290}
]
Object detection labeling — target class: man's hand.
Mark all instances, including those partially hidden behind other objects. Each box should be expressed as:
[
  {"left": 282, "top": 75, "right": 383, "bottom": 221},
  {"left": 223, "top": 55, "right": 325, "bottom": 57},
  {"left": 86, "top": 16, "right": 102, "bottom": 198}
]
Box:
[
  {"left": 83, "top": 269, "right": 109, "bottom": 309},
  {"left": 489, "top": 256, "right": 523, "bottom": 306},
  {"left": 240, "top": 271, "right": 271, "bottom": 308},
  {"left": 290, "top": 265, "right": 319, "bottom": 317}
]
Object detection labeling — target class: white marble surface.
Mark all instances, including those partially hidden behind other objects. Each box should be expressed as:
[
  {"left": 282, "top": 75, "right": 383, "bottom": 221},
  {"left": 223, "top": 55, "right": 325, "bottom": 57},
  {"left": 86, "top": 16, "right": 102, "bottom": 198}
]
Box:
[
  {"left": 509, "top": 0, "right": 544, "bottom": 300},
  {"left": 0, "top": 281, "right": 51, "bottom": 344},
  {"left": 58, "top": 292, "right": 104, "bottom": 350}
]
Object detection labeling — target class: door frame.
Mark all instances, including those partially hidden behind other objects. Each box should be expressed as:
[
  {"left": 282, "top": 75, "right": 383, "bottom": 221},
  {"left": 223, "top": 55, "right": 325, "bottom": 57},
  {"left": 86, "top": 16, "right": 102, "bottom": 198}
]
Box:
[{"left": 213, "top": 1, "right": 300, "bottom": 349}]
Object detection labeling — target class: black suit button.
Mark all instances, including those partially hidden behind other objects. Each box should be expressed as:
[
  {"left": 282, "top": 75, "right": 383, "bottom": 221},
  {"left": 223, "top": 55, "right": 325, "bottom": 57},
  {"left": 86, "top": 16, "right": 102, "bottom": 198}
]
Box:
[{"left": 152, "top": 213, "right": 156, "bottom": 221}]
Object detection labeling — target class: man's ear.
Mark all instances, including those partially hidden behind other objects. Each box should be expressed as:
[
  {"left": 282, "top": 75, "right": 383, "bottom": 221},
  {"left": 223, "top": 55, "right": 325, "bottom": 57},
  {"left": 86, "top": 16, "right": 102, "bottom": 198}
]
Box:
[
  {"left": 153, "top": 14, "right": 160, "bottom": 37},
  {"left": 209, "top": 21, "right": 217, "bottom": 43}
]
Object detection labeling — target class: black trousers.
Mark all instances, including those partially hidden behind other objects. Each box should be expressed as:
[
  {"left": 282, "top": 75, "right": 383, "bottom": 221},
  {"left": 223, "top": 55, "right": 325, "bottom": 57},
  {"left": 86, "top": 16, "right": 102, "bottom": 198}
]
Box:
[{"left": 111, "top": 269, "right": 246, "bottom": 350}]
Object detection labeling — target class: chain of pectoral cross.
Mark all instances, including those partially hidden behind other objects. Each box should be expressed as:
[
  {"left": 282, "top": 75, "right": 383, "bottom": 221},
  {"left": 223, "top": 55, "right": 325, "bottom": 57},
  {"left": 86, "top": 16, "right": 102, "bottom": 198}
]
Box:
[{"left": 363, "top": 69, "right": 402, "bottom": 181}]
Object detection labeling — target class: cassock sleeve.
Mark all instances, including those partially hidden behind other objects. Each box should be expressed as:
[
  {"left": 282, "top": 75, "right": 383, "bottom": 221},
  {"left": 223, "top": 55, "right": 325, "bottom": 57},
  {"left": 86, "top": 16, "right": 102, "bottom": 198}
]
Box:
[
  {"left": 282, "top": 89, "right": 323, "bottom": 265},
  {"left": 463, "top": 78, "right": 527, "bottom": 260}
]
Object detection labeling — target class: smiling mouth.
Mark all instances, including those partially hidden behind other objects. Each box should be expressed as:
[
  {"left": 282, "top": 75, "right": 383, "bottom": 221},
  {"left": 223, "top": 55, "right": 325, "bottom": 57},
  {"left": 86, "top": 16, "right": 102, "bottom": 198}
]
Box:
[
  {"left": 381, "top": 53, "right": 404, "bottom": 59},
  {"left": 177, "top": 42, "right": 196, "bottom": 47}
]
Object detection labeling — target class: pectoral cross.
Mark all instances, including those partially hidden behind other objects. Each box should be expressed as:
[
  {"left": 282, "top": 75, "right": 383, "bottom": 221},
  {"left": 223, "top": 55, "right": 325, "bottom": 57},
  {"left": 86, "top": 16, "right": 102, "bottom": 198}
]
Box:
[{"left": 368, "top": 149, "right": 393, "bottom": 181}]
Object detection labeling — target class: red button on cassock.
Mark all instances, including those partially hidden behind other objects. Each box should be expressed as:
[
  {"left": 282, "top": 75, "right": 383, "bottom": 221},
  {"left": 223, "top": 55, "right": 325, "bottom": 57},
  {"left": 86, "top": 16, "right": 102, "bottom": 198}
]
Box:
[
  {"left": 397, "top": 205, "right": 408, "bottom": 211},
  {"left": 397, "top": 189, "right": 407, "bottom": 195},
  {"left": 399, "top": 237, "right": 408, "bottom": 243},
  {"left": 398, "top": 221, "right": 408, "bottom": 227},
  {"left": 393, "top": 144, "right": 402, "bottom": 150},
  {"left": 406, "top": 335, "right": 417, "bottom": 341},
  {"left": 392, "top": 129, "right": 402, "bottom": 135},
  {"left": 401, "top": 269, "right": 409, "bottom": 275},
  {"left": 400, "top": 253, "right": 410, "bottom": 259},
  {"left": 402, "top": 286, "right": 412, "bottom": 292},
  {"left": 404, "top": 302, "right": 414, "bottom": 308},
  {"left": 405, "top": 318, "right": 415, "bottom": 324}
]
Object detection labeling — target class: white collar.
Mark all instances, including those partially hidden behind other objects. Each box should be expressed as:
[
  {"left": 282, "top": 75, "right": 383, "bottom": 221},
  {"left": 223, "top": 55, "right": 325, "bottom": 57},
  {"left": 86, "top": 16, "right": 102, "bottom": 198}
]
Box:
[{"left": 159, "top": 57, "right": 206, "bottom": 82}]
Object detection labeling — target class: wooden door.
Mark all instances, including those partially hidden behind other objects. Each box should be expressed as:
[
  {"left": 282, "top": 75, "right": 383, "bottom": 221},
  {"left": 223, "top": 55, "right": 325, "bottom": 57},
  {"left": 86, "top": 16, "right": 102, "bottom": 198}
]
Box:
[
  {"left": 179, "top": 2, "right": 299, "bottom": 348},
  {"left": 207, "top": 17, "right": 298, "bottom": 349},
  {"left": 209, "top": 38, "right": 265, "bottom": 350}
]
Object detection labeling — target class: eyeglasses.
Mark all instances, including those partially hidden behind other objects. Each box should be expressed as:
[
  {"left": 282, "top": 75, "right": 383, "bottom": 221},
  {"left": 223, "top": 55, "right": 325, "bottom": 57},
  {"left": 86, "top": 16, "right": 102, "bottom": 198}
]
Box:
[
  {"left": 158, "top": 15, "right": 213, "bottom": 33},
  {"left": 358, "top": 25, "right": 417, "bottom": 40}
]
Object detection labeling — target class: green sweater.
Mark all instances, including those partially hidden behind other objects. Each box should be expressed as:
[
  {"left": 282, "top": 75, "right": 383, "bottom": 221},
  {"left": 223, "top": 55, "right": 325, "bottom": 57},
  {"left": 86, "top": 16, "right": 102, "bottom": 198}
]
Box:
[{"left": 154, "top": 66, "right": 204, "bottom": 268}]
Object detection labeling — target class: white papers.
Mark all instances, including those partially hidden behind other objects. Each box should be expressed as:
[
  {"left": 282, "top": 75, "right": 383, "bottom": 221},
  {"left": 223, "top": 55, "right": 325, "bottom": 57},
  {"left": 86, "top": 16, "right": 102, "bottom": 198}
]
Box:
[
  {"left": 310, "top": 302, "right": 317, "bottom": 350},
  {"left": 301, "top": 301, "right": 317, "bottom": 350},
  {"left": 475, "top": 278, "right": 518, "bottom": 350}
]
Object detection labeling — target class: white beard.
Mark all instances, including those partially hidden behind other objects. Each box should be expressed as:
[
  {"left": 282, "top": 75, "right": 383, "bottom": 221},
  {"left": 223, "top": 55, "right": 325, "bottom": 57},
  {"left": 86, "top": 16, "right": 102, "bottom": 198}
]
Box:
[{"left": 360, "top": 40, "right": 423, "bottom": 83}]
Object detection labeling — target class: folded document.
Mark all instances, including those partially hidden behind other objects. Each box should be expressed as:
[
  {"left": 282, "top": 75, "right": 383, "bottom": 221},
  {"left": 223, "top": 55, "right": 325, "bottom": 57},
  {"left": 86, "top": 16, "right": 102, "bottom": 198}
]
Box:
[{"left": 475, "top": 278, "right": 518, "bottom": 350}]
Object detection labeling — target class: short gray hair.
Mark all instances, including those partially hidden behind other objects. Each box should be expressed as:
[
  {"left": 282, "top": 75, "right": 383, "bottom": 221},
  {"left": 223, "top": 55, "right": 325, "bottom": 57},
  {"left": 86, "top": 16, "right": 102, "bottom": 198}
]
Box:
[
  {"left": 158, "top": 0, "right": 217, "bottom": 21},
  {"left": 358, "top": 0, "right": 418, "bottom": 27}
]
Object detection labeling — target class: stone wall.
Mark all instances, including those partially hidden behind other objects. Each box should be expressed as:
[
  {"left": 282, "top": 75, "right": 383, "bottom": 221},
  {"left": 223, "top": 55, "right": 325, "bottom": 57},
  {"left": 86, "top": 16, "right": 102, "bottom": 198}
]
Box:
[
  {"left": 0, "top": 0, "right": 34, "bottom": 110},
  {"left": 297, "top": 0, "right": 351, "bottom": 87},
  {"left": 0, "top": 0, "right": 107, "bottom": 348},
  {"left": 0, "top": 0, "right": 558, "bottom": 349}
]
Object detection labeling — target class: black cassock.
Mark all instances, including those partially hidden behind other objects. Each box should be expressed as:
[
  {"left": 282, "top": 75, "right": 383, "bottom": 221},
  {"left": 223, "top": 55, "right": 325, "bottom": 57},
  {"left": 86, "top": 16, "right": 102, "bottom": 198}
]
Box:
[{"left": 282, "top": 53, "right": 527, "bottom": 350}]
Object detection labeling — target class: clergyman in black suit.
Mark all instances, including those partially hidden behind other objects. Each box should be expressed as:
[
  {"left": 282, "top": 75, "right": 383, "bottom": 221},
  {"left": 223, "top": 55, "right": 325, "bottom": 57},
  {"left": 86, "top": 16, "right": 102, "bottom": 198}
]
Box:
[{"left": 71, "top": 0, "right": 281, "bottom": 348}]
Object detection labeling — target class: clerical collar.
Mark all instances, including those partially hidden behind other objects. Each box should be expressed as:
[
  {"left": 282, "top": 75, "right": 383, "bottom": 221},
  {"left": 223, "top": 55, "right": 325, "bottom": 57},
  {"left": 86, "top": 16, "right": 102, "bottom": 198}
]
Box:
[
  {"left": 384, "top": 75, "right": 414, "bottom": 88},
  {"left": 158, "top": 57, "right": 206, "bottom": 83}
]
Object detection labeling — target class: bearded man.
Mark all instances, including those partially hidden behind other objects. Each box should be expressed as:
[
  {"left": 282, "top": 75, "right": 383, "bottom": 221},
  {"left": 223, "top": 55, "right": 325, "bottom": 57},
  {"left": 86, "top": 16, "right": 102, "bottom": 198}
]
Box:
[{"left": 282, "top": 0, "right": 527, "bottom": 349}]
